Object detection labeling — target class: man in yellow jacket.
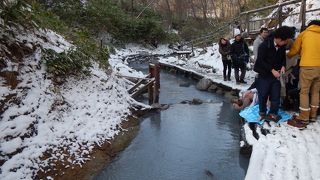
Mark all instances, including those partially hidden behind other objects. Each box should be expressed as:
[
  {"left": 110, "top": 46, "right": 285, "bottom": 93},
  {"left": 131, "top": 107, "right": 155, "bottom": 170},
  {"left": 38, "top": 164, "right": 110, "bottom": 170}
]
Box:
[{"left": 287, "top": 20, "right": 320, "bottom": 129}]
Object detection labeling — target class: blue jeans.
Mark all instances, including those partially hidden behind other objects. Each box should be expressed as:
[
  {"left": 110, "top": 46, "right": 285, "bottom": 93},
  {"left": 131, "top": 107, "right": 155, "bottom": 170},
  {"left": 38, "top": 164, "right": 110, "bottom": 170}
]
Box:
[{"left": 257, "top": 76, "right": 281, "bottom": 115}]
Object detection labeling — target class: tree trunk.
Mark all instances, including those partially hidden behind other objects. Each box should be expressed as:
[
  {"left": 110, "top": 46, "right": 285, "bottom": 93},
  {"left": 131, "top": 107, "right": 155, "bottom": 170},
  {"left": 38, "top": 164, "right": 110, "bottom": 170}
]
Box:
[
  {"left": 209, "top": 0, "right": 219, "bottom": 18},
  {"left": 164, "top": 0, "right": 173, "bottom": 26},
  {"left": 200, "top": 0, "right": 208, "bottom": 21}
]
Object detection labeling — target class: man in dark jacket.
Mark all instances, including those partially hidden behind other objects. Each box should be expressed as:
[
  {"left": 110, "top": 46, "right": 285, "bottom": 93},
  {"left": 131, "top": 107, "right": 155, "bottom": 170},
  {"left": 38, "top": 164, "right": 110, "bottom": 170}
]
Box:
[
  {"left": 231, "top": 33, "right": 249, "bottom": 84},
  {"left": 254, "top": 26, "right": 294, "bottom": 122}
]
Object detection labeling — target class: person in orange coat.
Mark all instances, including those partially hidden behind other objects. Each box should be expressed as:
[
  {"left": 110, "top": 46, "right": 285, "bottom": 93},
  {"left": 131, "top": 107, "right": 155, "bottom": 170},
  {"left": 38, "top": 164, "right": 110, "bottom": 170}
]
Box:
[{"left": 287, "top": 20, "right": 320, "bottom": 129}]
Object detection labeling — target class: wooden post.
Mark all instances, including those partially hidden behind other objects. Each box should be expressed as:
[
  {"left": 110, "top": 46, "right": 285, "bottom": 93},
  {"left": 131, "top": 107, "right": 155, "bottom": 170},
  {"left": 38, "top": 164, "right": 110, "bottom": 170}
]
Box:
[
  {"left": 299, "top": 0, "right": 307, "bottom": 30},
  {"left": 278, "top": 4, "right": 283, "bottom": 27},
  {"left": 191, "top": 43, "right": 194, "bottom": 55},
  {"left": 246, "top": 13, "right": 250, "bottom": 33},
  {"left": 148, "top": 63, "right": 160, "bottom": 104}
]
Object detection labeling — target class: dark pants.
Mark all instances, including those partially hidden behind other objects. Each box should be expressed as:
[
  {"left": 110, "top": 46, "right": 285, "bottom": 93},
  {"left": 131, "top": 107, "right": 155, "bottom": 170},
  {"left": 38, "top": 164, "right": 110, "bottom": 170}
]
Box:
[
  {"left": 234, "top": 63, "right": 246, "bottom": 82},
  {"left": 257, "top": 76, "right": 281, "bottom": 115},
  {"left": 222, "top": 60, "right": 232, "bottom": 79}
]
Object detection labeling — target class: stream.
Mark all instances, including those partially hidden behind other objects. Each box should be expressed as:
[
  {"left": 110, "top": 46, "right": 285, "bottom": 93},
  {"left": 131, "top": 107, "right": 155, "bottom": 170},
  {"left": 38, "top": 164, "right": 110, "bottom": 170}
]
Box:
[{"left": 94, "top": 62, "right": 249, "bottom": 180}]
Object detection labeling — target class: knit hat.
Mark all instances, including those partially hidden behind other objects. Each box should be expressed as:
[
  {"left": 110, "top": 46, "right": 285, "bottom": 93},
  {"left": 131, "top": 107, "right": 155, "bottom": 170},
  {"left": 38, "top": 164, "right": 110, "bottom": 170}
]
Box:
[{"left": 234, "top": 28, "right": 241, "bottom": 37}]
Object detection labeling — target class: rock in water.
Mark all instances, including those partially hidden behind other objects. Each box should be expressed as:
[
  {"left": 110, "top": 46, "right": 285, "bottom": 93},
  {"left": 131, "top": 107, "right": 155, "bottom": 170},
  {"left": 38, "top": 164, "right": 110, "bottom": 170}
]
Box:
[
  {"left": 196, "top": 78, "right": 213, "bottom": 91},
  {"left": 191, "top": 98, "right": 203, "bottom": 105}
]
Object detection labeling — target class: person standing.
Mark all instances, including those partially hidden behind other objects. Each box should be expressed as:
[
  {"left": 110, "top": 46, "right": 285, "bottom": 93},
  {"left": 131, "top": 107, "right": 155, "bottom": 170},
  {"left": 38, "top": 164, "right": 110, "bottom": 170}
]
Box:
[
  {"left": 253, "top": 28, "right": 269, "bottom": 64},
  {"left": 287, "top": 20, "right": 320, "bottom": 129},
  {"left": 218, "top": 38, "right": 232, "bottom": 81},
  {"left": 231, "top": 33, "right": 249, "bottom": 84},
  {"left": 254, "top": 26, "right": 294, "bottom": 122}
]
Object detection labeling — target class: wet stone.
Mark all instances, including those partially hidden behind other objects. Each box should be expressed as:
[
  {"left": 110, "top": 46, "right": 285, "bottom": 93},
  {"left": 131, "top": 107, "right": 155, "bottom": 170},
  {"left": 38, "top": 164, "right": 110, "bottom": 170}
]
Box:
[
  {"left": 208, "top": 84, "right": 218, "bottom": 92},
  {"left": 196, "top": 78, "right": 213, "bottom": 91},
  {"left": 191, "top": 98, "right": 203, "bottom": 105}
]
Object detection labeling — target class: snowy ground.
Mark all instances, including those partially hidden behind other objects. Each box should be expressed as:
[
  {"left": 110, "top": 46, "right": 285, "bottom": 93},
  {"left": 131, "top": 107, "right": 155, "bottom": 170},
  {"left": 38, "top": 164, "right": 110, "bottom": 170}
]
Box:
[{"left": 244, "top": 123, "right": 320, "bottom": 180}]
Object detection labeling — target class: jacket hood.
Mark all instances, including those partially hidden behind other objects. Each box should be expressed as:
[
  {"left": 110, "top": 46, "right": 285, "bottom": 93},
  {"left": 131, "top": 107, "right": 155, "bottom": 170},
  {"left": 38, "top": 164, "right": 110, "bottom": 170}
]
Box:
[{"left": 305, "top": 25, "right": 320, "bottom": 33}]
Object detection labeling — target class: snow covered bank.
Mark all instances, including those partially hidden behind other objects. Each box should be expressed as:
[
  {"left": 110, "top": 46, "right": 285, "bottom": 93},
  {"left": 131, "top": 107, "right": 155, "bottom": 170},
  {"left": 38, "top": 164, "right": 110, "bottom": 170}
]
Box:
[
  {"left": 0, "top": 27, "right": 147, "bottom": 179},
  {"left": 108, "top": 44, "right": 174, "bottom": 78}
]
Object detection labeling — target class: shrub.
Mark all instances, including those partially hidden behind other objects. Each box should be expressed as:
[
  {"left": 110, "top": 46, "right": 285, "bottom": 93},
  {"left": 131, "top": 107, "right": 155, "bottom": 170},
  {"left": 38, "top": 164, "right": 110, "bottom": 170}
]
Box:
[
  {"left": 0, "top": 0, "right": 34, "bottom": 27},
  {"left": 42, "top": 48, "right": 91, "bottom": 77}
]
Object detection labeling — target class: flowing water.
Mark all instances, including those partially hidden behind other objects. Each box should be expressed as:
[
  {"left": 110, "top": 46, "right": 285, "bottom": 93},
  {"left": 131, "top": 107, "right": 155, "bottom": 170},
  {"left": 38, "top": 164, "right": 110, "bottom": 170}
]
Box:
[{"left": 94, "top": 64, "right": 249, "bottom": 180}]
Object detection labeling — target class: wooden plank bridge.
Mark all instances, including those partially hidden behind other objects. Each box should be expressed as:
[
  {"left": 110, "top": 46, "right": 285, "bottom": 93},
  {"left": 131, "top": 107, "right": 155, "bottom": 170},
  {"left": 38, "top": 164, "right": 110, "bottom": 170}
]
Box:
[{"left": 127, "top": 63, "right": 160, "bottom": 105}]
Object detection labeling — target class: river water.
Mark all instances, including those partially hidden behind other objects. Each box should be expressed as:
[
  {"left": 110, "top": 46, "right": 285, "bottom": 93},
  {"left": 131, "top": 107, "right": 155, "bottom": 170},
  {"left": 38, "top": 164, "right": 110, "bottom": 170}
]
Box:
[{"left": 94, "top": 65, "right": 249, "bottom": 180}]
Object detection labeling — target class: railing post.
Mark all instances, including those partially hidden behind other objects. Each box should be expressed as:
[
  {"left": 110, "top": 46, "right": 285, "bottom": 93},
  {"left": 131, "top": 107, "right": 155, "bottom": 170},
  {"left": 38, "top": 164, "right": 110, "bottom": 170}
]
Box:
[
  {"left": 191, "top": 43, "right": 194, "bottom": 55},
  {"left": 278, "top": 4, "right": 283, "bottom": 27},
  {"left": 148, "top": 63, "right": 160, "bottom": 104},
  {"left": 246, "top": 13, "right": 250, "bottom": 33},
  {"left": 299, "top": 0, "right": 307, "bottom": 30}
]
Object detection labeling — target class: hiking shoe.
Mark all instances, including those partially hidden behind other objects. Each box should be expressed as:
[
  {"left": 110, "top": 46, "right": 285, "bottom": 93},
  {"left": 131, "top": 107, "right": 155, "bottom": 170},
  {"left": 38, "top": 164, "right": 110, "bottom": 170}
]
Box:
[
  {"left": 309, "top": 119, "right": 317, "bottom": 123},
  {"left": 265, "top": 113, "right": 282, "bottom": 123},
  {"left": 287, "top": 114, "right": 308, "bottom": 129},
  {"left": 236, "top": 81, "right": 241, "bottom": 85}
]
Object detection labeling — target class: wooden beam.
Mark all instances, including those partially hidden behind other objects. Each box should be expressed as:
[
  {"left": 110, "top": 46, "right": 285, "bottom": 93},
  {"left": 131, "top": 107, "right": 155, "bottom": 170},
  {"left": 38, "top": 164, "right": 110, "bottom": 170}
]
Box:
[
  {"left": 240, "top": 0, "right": 300, "bottom": 15},
  {"left": 131, "top": 78, "right": 155, "bottom": 98},
  {"left": 248, "top": 8, "right": 320, "bottom": 24},
  {"left": 128, "top": 74, "right": 151, "bottom": 93}
]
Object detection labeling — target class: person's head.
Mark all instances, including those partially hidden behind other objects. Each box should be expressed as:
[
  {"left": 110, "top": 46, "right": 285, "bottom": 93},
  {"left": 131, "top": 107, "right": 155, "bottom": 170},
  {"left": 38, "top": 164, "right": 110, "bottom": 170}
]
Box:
[
  {"left": 307, "top": 20, "right": 320, "bottom": 27},
  {"left": 273, "top": 26, "right": 295, "bottom": 47},
  {"left": 220, "top": 38, "right": 228, "bottom": 45},
  {"left": 259, "top": 28, "right": 269, "bottom": 39},
  {"left": 235, "top": 34, "right": 242, "bottom": 41}
]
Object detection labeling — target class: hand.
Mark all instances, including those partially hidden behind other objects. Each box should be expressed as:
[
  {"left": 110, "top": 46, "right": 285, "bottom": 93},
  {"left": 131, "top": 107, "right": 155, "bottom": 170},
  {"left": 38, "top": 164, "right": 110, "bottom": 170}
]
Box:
[
  {"left": 280, "top": 66, "right": 285, "bottom": 74},
  {"left": 271, "top": 69, "right": 280, "bottom": 78}
]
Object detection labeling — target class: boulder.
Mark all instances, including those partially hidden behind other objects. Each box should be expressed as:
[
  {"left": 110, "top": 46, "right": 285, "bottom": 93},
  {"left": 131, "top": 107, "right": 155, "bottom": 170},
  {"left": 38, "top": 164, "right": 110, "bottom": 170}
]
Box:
[
  {"left": 196, "top": 78, "right": 213, "bottom": 91},
  {"left": 207, "top": 84, "right": 218, "bottom": 92}
]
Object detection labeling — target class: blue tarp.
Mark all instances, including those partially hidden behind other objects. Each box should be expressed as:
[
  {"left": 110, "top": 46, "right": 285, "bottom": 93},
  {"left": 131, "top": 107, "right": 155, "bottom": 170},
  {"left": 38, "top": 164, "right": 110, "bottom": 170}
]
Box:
[{"left": 239, "top": 105, "right": 292, "bottom": 125}]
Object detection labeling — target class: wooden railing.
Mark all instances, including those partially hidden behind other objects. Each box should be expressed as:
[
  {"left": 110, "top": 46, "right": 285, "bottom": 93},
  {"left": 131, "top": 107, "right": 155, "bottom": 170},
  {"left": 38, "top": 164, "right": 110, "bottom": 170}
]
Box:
[
  {"left": 240, "top": 0, "right": 320, "bottom": 35},
  {"left": 186, "top": 0, "right": 320, "bottom": 49}
]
